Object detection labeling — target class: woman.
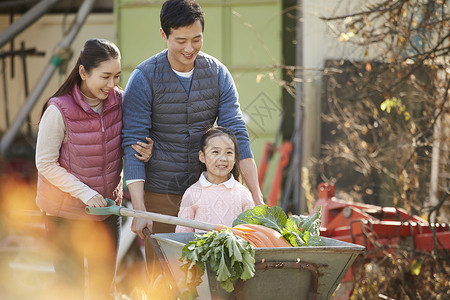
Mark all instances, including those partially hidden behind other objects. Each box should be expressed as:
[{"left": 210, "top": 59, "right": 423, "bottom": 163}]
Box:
[{"left": 35, "top": 38, "right": 151, "bottom": 299}]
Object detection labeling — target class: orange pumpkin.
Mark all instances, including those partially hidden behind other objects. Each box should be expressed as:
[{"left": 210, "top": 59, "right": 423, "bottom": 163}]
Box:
[{"left": 215, "top": 224, "right": 292, "bottom": 248}]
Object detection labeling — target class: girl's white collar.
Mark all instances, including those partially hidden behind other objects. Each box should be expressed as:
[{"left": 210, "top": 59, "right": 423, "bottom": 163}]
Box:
[{"left": 199, "top": 171, "right": 235, "bottom": 188}]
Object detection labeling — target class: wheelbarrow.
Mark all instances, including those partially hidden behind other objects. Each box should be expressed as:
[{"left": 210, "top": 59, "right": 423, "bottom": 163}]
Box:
[
  {"left": 86, "top": 200, "right": 365, "bottom": 300},
  {"left": 152, "top": 233, "right": 365, "bottom": 300}
]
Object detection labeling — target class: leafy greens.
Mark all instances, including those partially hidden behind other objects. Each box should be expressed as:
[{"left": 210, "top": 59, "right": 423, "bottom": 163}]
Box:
[
  {"left": 179, "top": 229, "right": 255, "bottom": 299},
  {"left": 179, "top": 206, "right": 322, "bottom": 298},
  {"left": 232, "top": 205, "right": 322, "bottom": 247}
]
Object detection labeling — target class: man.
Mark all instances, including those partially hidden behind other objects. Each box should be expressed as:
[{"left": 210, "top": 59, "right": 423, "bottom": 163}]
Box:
[{"left": 122, "top": 0, "right": 263, "bottom": 239}]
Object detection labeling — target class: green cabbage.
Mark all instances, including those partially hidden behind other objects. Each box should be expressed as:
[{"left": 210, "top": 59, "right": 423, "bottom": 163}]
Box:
[{"left": 232, "top": 205, "right": 322, "bottom": 247}]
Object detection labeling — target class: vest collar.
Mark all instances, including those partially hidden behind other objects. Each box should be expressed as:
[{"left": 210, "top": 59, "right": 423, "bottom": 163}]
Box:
[
  {"left": 71, "top": 84, "right": 119, "bottom": 114},
  {"left": 160, "top": 49, "right": 209, "bottom": 81}
]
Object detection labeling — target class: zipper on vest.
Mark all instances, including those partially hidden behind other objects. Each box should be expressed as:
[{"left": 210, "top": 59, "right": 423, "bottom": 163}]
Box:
[{"left": 101, "top": 116, "right": 107, "bottom": 195}]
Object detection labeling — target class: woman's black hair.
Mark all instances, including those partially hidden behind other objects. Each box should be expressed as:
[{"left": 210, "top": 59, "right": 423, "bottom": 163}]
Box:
[
  {"left": 196, "top": 126, "right": 241, "bottom": 182},
  {"left": 40, "top": 38, "right": 120, "bottom": 117},
  {"left": 160, "top": 0, "right": 204, "bottom": 37}
]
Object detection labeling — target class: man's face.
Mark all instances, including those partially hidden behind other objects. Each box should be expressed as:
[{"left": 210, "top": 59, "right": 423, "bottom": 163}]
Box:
[{"left": 161, "top": 20, "right": 203, "bottom": 72}]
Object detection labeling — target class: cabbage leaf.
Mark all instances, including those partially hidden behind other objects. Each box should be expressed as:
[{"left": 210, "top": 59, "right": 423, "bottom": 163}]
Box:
[
  {"left": 179, "top": 229, "right": 255, "bottom": 299},
  {"left": 232, "top": 205, "right": 322, "bottom": 247}
]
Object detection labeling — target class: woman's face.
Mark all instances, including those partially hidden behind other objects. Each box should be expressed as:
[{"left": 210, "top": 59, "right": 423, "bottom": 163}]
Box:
[{"left": 79, "top": 57, "right": 121, "bottom": 99}]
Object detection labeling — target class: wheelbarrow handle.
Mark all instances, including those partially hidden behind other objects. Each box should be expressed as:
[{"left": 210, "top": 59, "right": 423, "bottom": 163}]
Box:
[
  {"left": 85, "top": 198, "right": 217, "bottom": 232},
  {"left": 86, "top": 200, "right": 293, "bottom": 248}
]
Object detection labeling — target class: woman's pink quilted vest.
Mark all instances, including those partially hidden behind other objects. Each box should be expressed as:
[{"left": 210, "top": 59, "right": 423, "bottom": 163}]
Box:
[{"left": 36, "top": 84, "right": 123, "bottom": 220}]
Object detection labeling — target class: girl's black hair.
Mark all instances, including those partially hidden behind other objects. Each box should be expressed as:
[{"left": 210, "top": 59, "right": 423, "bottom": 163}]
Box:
[
  {"left": 196, "top": 126, "right": 241, "bottom": 182},
  {"left": 40, "top": 38, "right": 120, "bottom": 117},
  {"left": 160, "top": 0, "right": 204, "bottom": 37}
]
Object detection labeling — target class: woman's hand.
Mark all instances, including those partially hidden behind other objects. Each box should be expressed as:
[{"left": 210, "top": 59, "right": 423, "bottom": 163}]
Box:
[
  {"left": 132, "top": 137, "right": 154, "bottom": 162},
  {"left": 86, "top": 194, "right": 107, "bottom": 207}
]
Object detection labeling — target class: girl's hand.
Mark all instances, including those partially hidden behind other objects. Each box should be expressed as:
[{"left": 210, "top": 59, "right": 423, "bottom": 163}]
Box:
[
  {"left": 132, "top": 137, "right": 154, "bottom": 162},
  {"left": 87, "top": 194, "right": 107, "bottom": 207}
]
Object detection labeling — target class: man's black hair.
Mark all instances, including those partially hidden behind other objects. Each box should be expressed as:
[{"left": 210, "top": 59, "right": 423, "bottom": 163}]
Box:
[{"left": 160, "top": 0, "right": 204, "bottom": 36}]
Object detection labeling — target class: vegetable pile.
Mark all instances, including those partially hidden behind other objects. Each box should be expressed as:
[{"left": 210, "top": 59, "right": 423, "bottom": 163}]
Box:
[
  {"left": 179, "top": 229, "right": 255, "bottom": 299},
  {"left": 233, "top": 205, "right": 322, "bottom": 247},
  {"left": 179, "top": 205, "right": 322, "bottom": 298}
]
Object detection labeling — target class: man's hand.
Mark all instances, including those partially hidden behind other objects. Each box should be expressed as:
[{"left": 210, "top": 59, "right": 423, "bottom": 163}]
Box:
[
  {"left": 127, "top": 181, "right": 150, "bottom": 239},
  {"left": 252, "top": 190, "right": 264, "bottom": 206},
  {"left": 240, "top": 158, "right": 265, "bottom": 206},
  {"left": 131, "top": 217, "right": 153, "bottom": 239}
]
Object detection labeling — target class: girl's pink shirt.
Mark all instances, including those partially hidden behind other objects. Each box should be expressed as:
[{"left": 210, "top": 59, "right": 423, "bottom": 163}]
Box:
[{"left": 175, "top": 172, "right": 255, "bottom": 232}]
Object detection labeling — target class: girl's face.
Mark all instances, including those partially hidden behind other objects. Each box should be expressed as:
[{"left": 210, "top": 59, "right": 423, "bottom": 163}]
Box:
[
  {"left": 199, "top": 135, "right": 236, "bottom": 184},
  {"left": 79, "top": 57, "right": 121, "bottom": 100}
]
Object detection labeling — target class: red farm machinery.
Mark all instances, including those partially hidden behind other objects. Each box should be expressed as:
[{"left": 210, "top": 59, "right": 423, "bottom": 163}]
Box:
[{"left": 312, "top": 182, "right": 450, "bottom": 299}]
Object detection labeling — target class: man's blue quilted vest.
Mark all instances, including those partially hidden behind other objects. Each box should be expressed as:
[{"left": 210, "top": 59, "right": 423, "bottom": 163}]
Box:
[{"left": 137, "top": 50, "right": 220, "bottom": 194}]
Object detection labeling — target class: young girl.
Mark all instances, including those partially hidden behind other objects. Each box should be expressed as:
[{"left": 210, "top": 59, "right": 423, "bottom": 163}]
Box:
[
  {"left": 175, "top": 126, "right": 255, "bottom": 232},
  {"left": 35, "top": 39, "right": 151, "bottom": 299}
]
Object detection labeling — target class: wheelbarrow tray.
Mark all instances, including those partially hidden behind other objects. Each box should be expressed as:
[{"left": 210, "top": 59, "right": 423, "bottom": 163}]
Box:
[{"left": 151, "top": 233, "right": 365, "bottom": 300}]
